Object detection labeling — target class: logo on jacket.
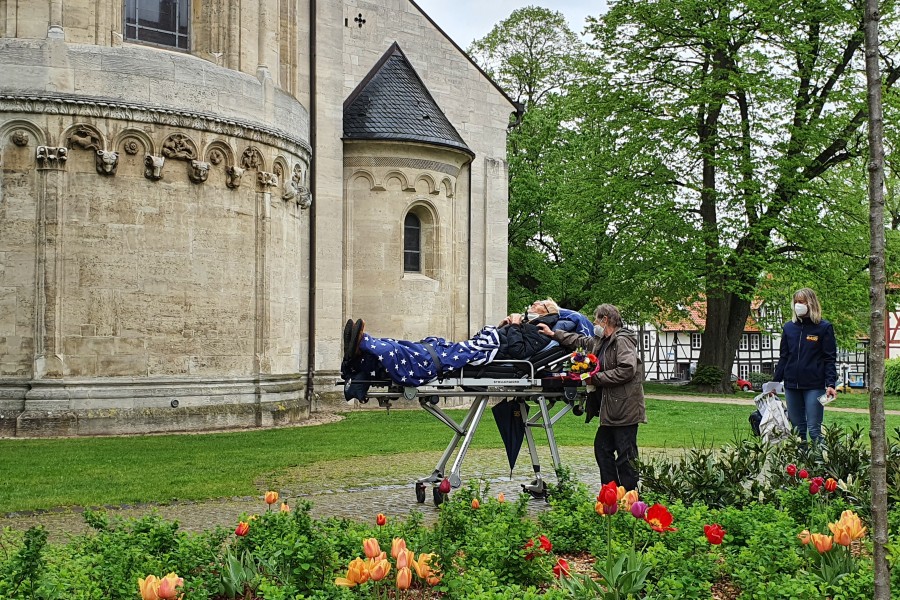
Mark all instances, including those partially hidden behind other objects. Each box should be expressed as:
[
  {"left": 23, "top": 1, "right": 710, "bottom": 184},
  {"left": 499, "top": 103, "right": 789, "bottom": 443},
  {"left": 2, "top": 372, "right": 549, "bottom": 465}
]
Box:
[{"left": 806, "top": 335, "right": 819, "bottom": 342}]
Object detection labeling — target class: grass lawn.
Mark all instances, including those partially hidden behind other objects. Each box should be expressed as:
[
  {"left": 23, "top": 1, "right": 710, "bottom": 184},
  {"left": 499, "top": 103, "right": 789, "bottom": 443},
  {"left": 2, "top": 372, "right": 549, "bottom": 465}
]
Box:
[{"left": 1, "top": 399, "right": 897, "bottom": 514}]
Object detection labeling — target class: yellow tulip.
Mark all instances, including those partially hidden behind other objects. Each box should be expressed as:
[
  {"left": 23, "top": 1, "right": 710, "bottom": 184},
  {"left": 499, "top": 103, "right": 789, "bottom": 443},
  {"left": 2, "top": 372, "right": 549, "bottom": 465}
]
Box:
[
  {"left": 838, "top": 510, "right": 867, "bottom": 540},
  {"left": 362, "top": 537, "right": 382, "bottom": 559},
  {"left": 829, "top": 523, "right": 852, "bottom": 547},
  {"left": 396, "top": 566, "right": 412, "bottom": 590},
  {"left": 797, "top": 529, "right": 811, "bottom": 545},
  {"left": 348, "top": 557, "right": 370, "bottom": 585},
  {"left": 616, "top": 486, "right": 626, "bottom": 501},
  {"left": 156, "top": 573, "right": 183, "bottom": 600},
  {"left": 138, "top": 575, "right": 160, "bottom": 600},
  {"left": 810, "top": 533, "right": 833, "bottom": 553},
  {"left": 368, "top": 558, "right": 391, "bottom": 582},
  {"left": 413, "top": 553, "right": 435, "bottom": 579},
  {"left": 264, "top": 491, "right": 279, "bottom": 505},
  {"left": 391, "top": 537, "right": 407, "bottom": 559},
  {"left": 280, "top": 502, "right": 291, "bottom": 512}
]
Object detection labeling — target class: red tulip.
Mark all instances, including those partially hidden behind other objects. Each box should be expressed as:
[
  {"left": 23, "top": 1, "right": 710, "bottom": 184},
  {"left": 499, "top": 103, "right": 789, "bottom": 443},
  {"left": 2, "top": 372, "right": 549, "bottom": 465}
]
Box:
[
  {"left": 523, "top": 539, "right": 535, "bottom": 560},
  {"left": 376, "top": 513, "right": 387, "bottom": 526},
  {"left": 598, "top": 482, "right": 619, "bottom": 506},
  {"left": 704, "top": 523, "right": 726, "bottom": 545},
  {"left": 539, "top": 534, "right": 552, "bottom": 553},
  {"left": 644, "top": 503, "right": 677, "bottom": 533},
  {"left": 809, "top": 482, "right": 821, "bottom": 495},
  {"left": 798, "top": 469, "right": 809, "bottom": 479},
  {"left": 811, "top": 476, "right": 825, "bottom": 487},
  {"left": 235, "top": 521, "right": 249, "bottom": 536},
  {"left": 438, "top": 478, "right": 451, "bottom": 494},
  {"left": 553, "top": 558, "right": 571, "bottom": 578},
  {"left": 824, "top": 478, "right": 838, "bottom": 493},
  {"left": 786, "top": 463, "right": 797, "bottom": 477}
]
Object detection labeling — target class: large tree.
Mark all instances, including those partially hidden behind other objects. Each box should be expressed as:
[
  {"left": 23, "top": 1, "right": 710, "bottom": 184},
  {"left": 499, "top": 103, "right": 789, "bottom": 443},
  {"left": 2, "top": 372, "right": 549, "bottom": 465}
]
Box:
[{"left": 577, "top": 0, "right": 900, "bottom": 390}]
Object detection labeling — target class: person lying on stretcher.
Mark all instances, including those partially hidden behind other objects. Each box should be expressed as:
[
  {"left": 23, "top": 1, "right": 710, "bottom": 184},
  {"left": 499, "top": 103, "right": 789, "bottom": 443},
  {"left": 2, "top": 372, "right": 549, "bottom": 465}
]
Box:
[{"left": 341, "top": 299, "right": 590, "bottom": 400}]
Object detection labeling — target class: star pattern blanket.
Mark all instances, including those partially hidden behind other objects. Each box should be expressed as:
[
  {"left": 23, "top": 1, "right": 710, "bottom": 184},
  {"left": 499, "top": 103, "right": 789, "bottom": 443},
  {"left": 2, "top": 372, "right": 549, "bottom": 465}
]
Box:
[{"left": 357, "top": 326, "right": 502, "bottom": 386}]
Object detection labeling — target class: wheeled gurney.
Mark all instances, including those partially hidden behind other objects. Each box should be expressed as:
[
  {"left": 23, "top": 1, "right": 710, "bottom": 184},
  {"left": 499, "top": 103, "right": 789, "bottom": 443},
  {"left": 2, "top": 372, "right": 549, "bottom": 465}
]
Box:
[{"left": 337, "top": 345, "right": 592, "bottom": 506}]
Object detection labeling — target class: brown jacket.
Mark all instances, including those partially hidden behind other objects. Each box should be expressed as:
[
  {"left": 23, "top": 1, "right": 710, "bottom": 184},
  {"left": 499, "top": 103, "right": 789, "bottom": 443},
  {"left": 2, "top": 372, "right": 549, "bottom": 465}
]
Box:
[{"left": 554, "top": 327, "right": 646, "bottom": 426}]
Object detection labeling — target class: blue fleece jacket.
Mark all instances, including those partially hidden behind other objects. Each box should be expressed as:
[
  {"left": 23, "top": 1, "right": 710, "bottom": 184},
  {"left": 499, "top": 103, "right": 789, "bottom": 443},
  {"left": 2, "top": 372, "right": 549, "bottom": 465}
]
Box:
[{"left": 773, "top": 317, "right": 838, "bottom": 389}]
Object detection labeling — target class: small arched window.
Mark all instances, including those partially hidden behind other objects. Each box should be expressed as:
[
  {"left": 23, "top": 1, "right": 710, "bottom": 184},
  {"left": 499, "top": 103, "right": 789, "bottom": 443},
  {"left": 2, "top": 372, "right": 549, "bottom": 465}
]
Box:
[
  {"left": 403, "top": 213, "right": 421, "bottom": 272},
  {"left": 124, "top": 0, "right": 190, "bottom": 50}
]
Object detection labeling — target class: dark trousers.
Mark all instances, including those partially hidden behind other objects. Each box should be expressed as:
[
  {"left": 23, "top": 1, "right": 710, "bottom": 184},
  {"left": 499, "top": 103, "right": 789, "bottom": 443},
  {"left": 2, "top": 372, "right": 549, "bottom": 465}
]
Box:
[{"left": 594, "top": 424, "right": 639, "bottom": 491}]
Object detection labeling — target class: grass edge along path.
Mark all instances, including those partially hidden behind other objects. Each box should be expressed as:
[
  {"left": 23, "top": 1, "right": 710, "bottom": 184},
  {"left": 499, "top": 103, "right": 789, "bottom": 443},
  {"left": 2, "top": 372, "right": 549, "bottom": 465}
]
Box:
[{"left": 0, "top": 398, "right": 897, "bottom": 514}]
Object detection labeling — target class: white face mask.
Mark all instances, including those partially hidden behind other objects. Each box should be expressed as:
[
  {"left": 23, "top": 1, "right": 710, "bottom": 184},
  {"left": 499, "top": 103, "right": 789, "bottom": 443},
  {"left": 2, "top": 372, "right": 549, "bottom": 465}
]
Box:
[
  {"left": 594, "top": 324, "right": 605, "bottom": 337},
  {"left": 526, "top": 312, "right": 540, "bottom": 321},
  {"left": 794, "top": 303, "right": 808, "bottom": 317}
]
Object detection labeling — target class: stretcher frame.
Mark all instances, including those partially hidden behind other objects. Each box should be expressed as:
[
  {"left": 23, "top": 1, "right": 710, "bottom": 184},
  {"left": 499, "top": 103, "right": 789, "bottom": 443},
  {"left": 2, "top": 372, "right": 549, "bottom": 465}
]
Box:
[{"left": 340, "top": 356, "right": 591, "bottom": 506}]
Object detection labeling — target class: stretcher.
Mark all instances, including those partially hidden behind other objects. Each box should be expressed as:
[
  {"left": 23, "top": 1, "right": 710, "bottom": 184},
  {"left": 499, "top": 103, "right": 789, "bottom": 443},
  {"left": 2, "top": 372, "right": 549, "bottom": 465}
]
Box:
[{"left": 337, "top": 345, "right": 592, "bottom": 506}]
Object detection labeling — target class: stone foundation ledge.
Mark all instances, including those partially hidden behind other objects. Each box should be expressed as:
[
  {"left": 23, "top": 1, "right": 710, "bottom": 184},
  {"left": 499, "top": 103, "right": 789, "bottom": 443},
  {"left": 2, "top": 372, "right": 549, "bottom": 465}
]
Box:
[
  {"left": 0, "top": 375, "right": 310, "bottom": 438},
  {"left": 311, "top": 370, "right": 475, "bottom": 412}
]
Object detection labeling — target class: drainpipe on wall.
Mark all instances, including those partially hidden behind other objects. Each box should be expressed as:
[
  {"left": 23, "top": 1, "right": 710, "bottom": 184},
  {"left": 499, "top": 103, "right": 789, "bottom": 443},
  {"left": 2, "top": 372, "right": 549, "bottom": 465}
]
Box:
[
  {"left": 467, "top": 163, "right": 472, "bottom": 335},
  {"left": 305, "top": 0, "right": 317, "bottom": 407}
]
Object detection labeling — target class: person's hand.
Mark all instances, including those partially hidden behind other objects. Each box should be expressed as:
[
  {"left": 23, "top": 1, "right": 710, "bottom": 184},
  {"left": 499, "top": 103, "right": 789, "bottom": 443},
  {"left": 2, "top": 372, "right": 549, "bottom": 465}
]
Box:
[
  {"left": 536, "top": 323, "right": 553, "bottom": 336},
  {"left": 826, "top": 386, "right": 836, "bottom": 399},
  {"left": 509, "top": 313, "right": 524, "bottom": 325}
]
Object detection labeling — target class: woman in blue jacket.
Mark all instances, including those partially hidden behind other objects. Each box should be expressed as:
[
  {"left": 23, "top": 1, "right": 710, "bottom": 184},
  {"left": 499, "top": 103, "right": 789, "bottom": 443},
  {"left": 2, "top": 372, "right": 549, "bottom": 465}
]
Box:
[{"left": 772, "top": 288, "right": 837, "bottom": 443}]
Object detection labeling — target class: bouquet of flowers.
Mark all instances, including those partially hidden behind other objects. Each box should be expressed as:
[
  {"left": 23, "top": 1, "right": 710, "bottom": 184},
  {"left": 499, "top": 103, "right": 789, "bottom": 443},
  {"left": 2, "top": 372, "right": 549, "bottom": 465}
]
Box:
[{"left": 564, "top": 349, "right": 600, "bottom": 381}]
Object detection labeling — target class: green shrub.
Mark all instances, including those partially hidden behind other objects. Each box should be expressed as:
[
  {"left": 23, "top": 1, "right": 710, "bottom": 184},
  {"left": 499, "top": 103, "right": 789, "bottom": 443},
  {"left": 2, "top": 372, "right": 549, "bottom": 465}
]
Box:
[
  {"left": 690, "top": 365, "right": 723, "bottom": 387},
  {"left": 885, "top": 358, "right": 900, "bottom": 394},
  {"left": 748, "top": 371, "right": 771, "bottom": 389}
]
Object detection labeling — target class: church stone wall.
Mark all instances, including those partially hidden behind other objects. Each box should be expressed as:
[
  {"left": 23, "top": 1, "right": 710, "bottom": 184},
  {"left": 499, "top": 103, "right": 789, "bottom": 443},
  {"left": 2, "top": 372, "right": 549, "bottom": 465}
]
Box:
[{"left": 0, "top": 3, "right": 312, "bottom": 436}]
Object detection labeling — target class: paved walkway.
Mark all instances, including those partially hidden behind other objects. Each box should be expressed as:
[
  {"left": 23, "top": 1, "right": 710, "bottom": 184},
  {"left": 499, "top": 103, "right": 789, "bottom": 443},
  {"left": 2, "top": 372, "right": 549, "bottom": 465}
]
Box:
[{"left": 1, "top": 393, "right": 893, "bottom": 542}]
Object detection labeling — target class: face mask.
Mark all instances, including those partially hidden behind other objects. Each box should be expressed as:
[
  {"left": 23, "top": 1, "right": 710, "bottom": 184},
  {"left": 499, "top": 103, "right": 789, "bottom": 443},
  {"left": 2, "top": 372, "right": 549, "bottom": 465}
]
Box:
[
  {"left": 794, "top": 303, "right": 808, "bottom": 317},
  {"left": 594, "top": 324, "right": 605, "bottom": 337},
  {"left": 526, "top": 312, "right": 540, "bottom": 321}
]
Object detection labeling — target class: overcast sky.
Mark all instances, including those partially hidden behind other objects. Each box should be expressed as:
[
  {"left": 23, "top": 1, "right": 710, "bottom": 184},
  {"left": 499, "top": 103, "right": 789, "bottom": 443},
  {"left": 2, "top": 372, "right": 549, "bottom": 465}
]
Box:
[{"left": 414, "top": 0, "right": 608, "bottom": 49}]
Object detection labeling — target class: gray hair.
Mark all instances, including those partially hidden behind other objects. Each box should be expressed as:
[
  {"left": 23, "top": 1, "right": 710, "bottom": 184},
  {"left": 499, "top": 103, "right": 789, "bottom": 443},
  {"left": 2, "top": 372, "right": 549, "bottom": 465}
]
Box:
[{"left": 594, "top": 304, "right": 624, "bottom": 328}]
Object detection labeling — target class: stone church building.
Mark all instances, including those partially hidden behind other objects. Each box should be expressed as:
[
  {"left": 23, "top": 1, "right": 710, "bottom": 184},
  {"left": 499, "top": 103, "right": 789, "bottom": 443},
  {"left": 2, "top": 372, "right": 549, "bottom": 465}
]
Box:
[{"left": 0, "top": 0, "right": 516, "bottom": 436}]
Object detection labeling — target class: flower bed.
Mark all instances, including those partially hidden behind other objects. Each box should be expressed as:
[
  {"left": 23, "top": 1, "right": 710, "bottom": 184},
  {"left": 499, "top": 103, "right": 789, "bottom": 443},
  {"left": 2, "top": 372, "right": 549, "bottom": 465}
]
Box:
[{"left": 0, "top": 424, "right": 898, "bottom": 599}]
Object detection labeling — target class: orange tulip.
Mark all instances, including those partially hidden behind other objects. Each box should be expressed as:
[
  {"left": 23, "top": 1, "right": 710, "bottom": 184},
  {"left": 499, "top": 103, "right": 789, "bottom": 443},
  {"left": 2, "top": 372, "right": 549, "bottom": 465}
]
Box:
[
  {"left": 334, "top": 557, "right": 369, "bottom": 587},
  {"left": 368, "top": 558, "right": 391, "bottom": 582},
  {"left": 426, "top": 574, "right": 442, "bottom": 586},
  {"left": 621, "top": 489, "right": 639, "bottom": 510},
  {"left": 234, "top": 521, "right": 249, "bottom": 537},
  {"left": 376, "top": 513, "right": 387, "bottom": 526},
  {"left": 837, "top": 510, "right": 867, "bottom": 540},
  {"left": 396, "top": 548, "right": 414, "bottom": 570},
  {"left": 829, "top": 524, "right": 852, "bottom": 547},
  {"left": 797, "top": 529, "right": 811, "bottom": 545},
  {"left": 280, "top": 502, "right": 290, "bottom": 513},
  {"left": 471, "top": 498, "right": 480, "bottom": 509},
  {"left": 264, "top": 491, "right": 279, "bottom": 505},
  {"left": 138, "top": 575, "right": 160, "bottom": 600},
  {"left": 616, "top": 486, "right": 626, "bottom": 501},
  {"left": 391, "top": 537, "right": 407, "bottom": 559},
  {"left": 497, "top": 492, "right": 505, "bottom": 503},
  {"left": 362, "top": 537, "right": 382, "bottom": 559},
  {"left": 810, "top": 533, "right": 833, "bottom": 553},
  {"left": 157, "top": 573, "right": 183, "bottom": 600},
  {"left": 396, "top": 566, "right": 412, "bottom": 590}
]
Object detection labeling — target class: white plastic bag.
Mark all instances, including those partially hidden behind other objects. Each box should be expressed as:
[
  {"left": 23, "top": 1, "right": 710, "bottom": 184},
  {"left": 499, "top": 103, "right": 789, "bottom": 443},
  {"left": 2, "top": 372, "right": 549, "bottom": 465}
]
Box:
[{"left": 753, "top": 392, "right": 792, "bottom": 444}]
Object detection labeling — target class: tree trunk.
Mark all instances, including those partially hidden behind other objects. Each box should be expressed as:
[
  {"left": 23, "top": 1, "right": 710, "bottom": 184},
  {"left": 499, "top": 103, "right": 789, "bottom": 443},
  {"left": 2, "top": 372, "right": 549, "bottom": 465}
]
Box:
[
  {"left": 698, "top": 292, "right": 752, "bottom": 393},
  {"left": 863, "top": 0, "right": 890, "bottom": 597}
]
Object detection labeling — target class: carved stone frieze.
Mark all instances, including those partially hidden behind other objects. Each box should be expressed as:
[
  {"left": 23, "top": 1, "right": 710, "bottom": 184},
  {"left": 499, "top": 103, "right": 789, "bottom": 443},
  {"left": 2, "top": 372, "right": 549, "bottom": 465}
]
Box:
[
  {"left": 95, "top": 150, "right": 119, "bottom": 176},
  {"left": 208, "top": 148, "right": 225, "bottom": 165},
  {"left": 188, "top": 160, "right": 210, "bottom": 183},
  {"left": 68, "top": 126, "right": 102, "bottom": 151},
  {"left": 36, "top": 146, "right": 68, "bottom": 169},
  {"left": 144, "top": 154, "right": 165, "bottom": 180},
  {"left": 241, "top": 147, "right": 264, "bottom": 170},
  {"left": 0, "top": 94, "right": 311, "bottom": 159},
  {"left": 123, "top": 139, "right": 140, "bottom": 155},
  {"left": 225, "top": 166, "right": 244, "bottom": 189},
  {"left": 257, "top": 171, "right": 278, "bottom": 188},
  {"left": 283, "top": 163, "right": 311, "bottom": 208},
  {"left": 11, "top": 130, "right": 29, "bottom": 147},
  {"left": 162, "top": 133, "right": 198, "bottom": 161}
]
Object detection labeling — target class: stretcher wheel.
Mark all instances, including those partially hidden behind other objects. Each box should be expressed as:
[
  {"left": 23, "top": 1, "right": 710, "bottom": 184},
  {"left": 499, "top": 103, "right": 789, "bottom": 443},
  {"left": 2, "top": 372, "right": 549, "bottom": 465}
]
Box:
[
  {"left": 415, "top": 482, "right": 426, "bottom": 503},
  {"left": 572, "top": 405, "right": 584, "bottom": 416},
  {"left": 522, "top": 479, "right": 547, "bottom": 500},
  {"left": 432, "top": 486, "right": 446, "bottom": 507}
]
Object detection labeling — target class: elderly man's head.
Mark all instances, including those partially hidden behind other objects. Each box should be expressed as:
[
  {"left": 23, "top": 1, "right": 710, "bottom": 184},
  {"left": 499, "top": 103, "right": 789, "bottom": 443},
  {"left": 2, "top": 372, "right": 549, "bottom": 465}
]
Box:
[{"left": 529, "top": 298, "right": 560, "bottom": 315}]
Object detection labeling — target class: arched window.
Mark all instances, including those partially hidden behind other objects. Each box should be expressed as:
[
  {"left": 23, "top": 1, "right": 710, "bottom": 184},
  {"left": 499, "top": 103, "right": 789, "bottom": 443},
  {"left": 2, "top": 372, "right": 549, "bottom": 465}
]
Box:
[
  {"left": 125, "top": 0, "right": 190, "bottom": 50},
  {"left": 403, "top": 213, "right": 421, "bottom": 272}
]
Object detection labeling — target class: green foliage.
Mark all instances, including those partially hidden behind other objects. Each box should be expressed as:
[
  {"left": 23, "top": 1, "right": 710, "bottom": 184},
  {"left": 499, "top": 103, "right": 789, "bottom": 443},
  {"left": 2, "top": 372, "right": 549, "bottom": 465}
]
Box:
[
  {"left": 690, "top": 365, "right": 723, "bottom": 387},
  {"left": 885, "top": 358, "right": 900, "bottom": 394},
  {"left": 539, "top": 466, "right": 604, "bottom": 552},
  {"left": 0, "top": 526, "right": 47, "bottom": 600},
  {"left": 748, "top": 372, "right": 771, "bottom": 388}
]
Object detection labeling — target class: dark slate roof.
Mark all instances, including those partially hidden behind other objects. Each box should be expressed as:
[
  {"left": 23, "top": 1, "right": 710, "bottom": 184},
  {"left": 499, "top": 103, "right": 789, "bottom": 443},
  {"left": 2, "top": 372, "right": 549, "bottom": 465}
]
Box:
[{"left": 343, "top": 43, "right": 473, "bottom": 156}]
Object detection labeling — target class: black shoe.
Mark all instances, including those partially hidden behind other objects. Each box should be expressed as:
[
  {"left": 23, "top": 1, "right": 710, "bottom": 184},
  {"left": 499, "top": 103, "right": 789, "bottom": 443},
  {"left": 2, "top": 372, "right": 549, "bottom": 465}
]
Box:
[
  {"left": 342, "top": 319, "right": 354, "bottom": 362},
  {"left": 350, "top": 319, "right": 366, "bottom": 359}
]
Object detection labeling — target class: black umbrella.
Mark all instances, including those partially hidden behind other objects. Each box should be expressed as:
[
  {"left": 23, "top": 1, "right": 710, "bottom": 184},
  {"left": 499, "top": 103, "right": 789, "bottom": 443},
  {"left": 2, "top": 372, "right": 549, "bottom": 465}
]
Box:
[{"left": 492, "top": 400, "right": 529, "bottom": 477}]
